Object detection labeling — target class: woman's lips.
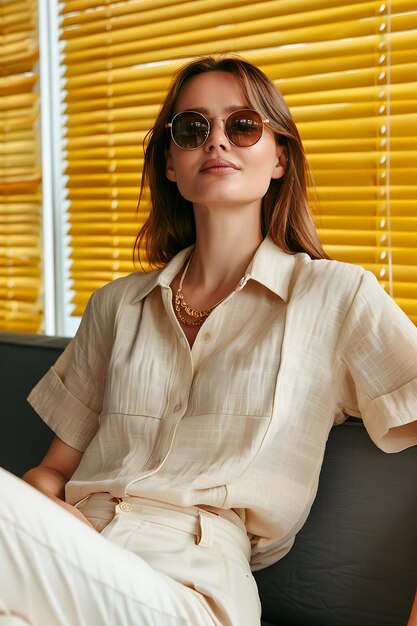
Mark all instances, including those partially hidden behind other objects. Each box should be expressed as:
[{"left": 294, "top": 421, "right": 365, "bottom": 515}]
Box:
[{"left": 200, "top": 159, "right": 240, "bottom": 173}]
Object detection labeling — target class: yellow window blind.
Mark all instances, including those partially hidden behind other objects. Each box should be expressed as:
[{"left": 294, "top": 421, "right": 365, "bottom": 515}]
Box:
[
  {"left": 58, "top": 0, "right": 417, "bottom": 322},
  {"left": 0, "top": 0, "right": 43, "bottom": 332}
]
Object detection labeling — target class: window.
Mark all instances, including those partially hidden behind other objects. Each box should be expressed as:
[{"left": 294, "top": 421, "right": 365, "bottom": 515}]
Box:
[
  {"left": 0, "top": 0, "right": 43, "bottom": 332},
  {"left": 4, "top": 0, "right": 417, "bottom": 334}
]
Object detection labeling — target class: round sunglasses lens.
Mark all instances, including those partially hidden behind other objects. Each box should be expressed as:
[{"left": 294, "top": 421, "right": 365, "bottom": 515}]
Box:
[
  {"left": 226, "top": 110, "right": 263, "bottom": 146},
  {"left": 172, "top": 112, "right": 209, "bottom": 149}
]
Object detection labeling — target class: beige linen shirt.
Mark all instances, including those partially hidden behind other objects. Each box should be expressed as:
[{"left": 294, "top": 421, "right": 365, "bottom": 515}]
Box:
[{"left": 28, "top": 237, "right": 417, "bottom": 570}]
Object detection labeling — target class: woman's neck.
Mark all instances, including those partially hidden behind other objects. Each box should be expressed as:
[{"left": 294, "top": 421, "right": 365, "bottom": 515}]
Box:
[{"left": 186, "top": 205, "right": 263, "bottom": 292}]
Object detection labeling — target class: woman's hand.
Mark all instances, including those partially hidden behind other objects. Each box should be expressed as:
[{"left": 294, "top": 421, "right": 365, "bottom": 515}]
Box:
[
  {"left": 22, "top": 435, "right": 95, "bottom": 528},
  {"left": 49, "top": 495, "right": 95, "bottom": 529}
]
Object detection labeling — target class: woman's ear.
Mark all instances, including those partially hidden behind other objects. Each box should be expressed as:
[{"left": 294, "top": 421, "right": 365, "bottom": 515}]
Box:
[
  {"left": 271, "top": 144, "right": 287, "bottom": 180},
  {"left": 165, "top": 151, "right": 176, "bottom": 182}
]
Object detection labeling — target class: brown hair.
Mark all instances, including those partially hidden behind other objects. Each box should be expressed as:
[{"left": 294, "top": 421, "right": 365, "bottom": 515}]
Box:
[{"left": 135, "top": 55, "right": 328, "bottom": 268}]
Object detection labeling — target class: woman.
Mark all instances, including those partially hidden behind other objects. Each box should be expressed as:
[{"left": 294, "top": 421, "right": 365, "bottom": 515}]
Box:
[{"left": 0, "top": 55, "right": 416, "bottom": 626}]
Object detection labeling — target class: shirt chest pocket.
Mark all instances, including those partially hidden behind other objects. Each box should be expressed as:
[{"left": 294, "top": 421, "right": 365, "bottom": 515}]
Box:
[
  {"left": 188, "top": 329, "right": 282, "bottom": 419},
  {"left": 103, "top": 338, "right": 177, "bottom": 419}
]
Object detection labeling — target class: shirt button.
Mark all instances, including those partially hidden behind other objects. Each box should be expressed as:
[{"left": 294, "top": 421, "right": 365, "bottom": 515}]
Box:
[
  {"left": 173, "top": 403, "right": 182, "bottom": 412},
  {"left": 119, "top": 502, "right": 132, "bottom": 512},
  {"left": 203, "top": 331, "right": 212, "bottom": 341}
]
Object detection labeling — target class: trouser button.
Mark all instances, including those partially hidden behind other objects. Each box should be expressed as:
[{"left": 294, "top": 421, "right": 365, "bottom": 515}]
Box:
[{"left": 119, "top": 502, "right": 132, "bottom": 512}]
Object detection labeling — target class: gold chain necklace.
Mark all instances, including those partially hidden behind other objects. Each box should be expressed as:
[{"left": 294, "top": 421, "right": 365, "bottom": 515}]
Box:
[{"left": 174, "top": 255, "right": 232, "bottom": 327}]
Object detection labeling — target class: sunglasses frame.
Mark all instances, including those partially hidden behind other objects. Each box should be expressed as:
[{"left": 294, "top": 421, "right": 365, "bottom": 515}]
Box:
[{"left": 165, "top": 108, "right": 270, "bottom": 150}]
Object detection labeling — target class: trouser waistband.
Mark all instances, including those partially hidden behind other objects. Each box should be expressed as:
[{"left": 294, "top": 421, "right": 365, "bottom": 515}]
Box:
[{"left": 78, "top": 493, "right": 251, "bottom": 562}]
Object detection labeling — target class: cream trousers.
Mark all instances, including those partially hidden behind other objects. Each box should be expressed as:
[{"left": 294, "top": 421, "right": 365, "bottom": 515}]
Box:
[{"left": 0, "top": 468, "right": 261, "bottom": 626}]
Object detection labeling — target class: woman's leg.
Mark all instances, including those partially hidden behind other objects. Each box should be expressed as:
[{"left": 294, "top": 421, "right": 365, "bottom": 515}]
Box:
[
  {"left": 78, "top": 494, "right": 262, "bottom": 626},
  {"left": 0, "top": 468, "right": 213, "bottom": 626},
  {"left": 0, "top": 599, "right": 30, "bottom": 626}
]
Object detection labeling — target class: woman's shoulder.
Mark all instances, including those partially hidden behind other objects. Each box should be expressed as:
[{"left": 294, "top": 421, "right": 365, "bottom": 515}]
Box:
[
  {"left": 291, "top": 252, "right": 374, "bottom": 307},
  {"left": 89, "top": 269, "right": 162, "bottom": 309},
  {"left": 295, "top": 252, "right": 366, "bottom": 285}
]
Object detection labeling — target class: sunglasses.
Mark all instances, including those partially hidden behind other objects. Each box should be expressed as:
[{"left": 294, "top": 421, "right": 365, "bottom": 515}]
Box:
[{"left": 166, "top": 109, "right": 270, "bottom": 150}]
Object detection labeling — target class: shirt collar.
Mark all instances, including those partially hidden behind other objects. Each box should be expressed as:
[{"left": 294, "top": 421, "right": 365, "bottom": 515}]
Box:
[
  {"left": 243, "top": 236, "right": 295, "bottom": 302},
  {"left": 130, "top": 245, "right": 193, "bottom": 304},
  {"left": 131, "top": 237, "right": 295, "bottom": 304}
]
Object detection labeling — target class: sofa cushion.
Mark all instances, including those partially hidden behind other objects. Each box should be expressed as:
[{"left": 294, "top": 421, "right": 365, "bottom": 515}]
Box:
[{"left": 254, "top": 419, "right": 417, "bottom": 625}]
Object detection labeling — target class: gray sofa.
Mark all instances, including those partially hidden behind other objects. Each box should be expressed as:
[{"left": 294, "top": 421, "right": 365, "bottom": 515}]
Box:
[{"left": 1, "top": 332, "right": 416, "bottom": 626}]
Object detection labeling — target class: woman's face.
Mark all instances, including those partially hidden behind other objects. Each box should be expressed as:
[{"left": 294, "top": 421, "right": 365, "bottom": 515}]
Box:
[{"left": 165, "top": 71, "right": 285, "bottom": 213}]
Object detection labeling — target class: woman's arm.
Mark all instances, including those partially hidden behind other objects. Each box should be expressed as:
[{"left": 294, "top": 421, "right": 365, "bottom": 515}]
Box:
[
  {"left": 407, "top": 591, "right": 417, "bottom": 626},
  {"left": 22, "top": 436, "right": 94, "bottom": 528}
]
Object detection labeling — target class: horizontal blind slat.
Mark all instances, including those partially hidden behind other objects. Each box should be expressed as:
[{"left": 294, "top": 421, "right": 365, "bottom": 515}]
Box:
[{"left": 59, "top": 0, "right": 417, "bottom": 321}]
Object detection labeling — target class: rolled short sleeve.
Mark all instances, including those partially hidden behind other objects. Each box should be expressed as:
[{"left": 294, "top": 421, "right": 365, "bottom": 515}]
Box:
[
  {"left": 28, "top": 289, "right": 113, "bottom": 451},
  {"left": 336, "top": 271, "right": 417, "bottom": 452}
]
